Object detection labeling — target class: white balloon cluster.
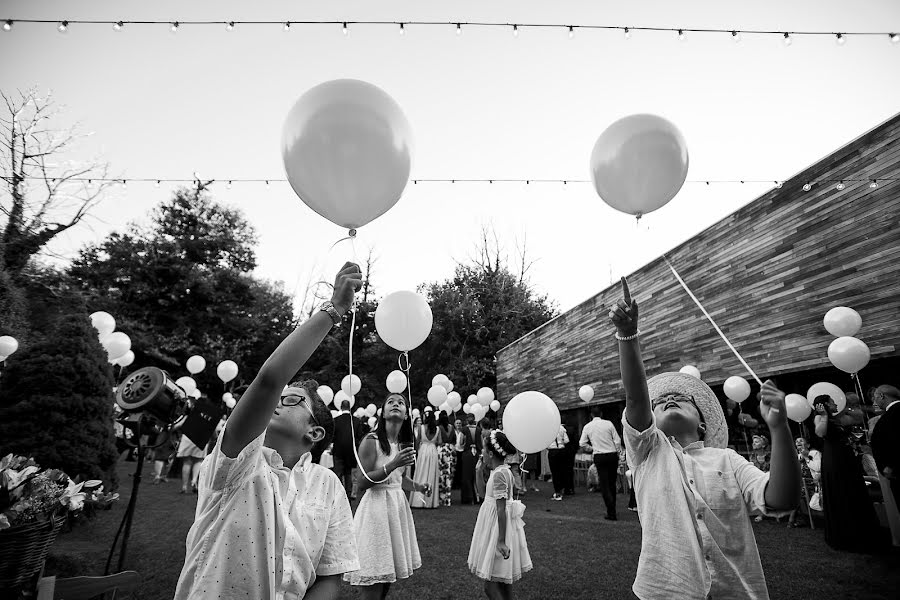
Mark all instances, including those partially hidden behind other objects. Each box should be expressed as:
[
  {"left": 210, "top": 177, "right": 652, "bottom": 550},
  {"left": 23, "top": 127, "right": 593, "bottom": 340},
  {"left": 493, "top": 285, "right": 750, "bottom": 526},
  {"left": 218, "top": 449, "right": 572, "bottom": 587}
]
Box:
[
  {"left": 90, "top": 311, "right": 134, "bottom": 367},
  {"left": 823, "top": 307, "right": 870, "bottom": 374}
]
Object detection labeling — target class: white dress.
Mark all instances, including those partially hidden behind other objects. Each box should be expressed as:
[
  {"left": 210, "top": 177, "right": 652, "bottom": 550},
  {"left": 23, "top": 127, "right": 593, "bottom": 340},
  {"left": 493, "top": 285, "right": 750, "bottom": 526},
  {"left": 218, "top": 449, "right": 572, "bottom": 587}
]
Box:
[
  {"left": 468, "top": 465, "right": 532, "bottom": 584},
  {"left": 410, "top": 426, "right": 441, "bottom": 509},
  {"left": 345, "top": 439, "right": 422, "bottom": 585}
]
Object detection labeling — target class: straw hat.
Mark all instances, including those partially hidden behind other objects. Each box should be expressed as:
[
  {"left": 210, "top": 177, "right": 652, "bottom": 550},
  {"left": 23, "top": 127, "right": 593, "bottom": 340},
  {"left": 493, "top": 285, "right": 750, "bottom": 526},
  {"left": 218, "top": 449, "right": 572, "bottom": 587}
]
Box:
[{"left": 647, "top": 372, "right": 728, "bottom": 449}]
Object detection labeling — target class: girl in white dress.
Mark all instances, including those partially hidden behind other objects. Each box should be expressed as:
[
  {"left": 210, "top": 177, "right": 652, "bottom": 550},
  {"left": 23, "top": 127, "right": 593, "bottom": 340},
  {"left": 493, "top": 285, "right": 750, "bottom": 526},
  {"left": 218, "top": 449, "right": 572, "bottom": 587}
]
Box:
[
  {"left": 346, "top": 393, "right": 432, "bottom": 599},
  {"left": 410, "top": 410, "right": 442, "bottom": 508},
  {"left": 468, "top": 430, "right": 532, "bottom": 599}
]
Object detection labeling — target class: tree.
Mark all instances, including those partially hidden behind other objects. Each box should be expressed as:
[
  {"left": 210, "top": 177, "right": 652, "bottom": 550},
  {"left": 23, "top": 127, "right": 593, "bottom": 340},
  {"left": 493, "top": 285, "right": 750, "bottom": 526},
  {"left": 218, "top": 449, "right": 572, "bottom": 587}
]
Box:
[
  {"left": 1, "top": 88, "right": 113, "bottom": 281},
  {"left": 413, "top": 227, "right": 557, "bottom": 400},
  {"left": 67, "top": 182, "right": 296, "bottom": 394},
  {"left": 0, "top": 307, "right": 119, "bottom": 486}
]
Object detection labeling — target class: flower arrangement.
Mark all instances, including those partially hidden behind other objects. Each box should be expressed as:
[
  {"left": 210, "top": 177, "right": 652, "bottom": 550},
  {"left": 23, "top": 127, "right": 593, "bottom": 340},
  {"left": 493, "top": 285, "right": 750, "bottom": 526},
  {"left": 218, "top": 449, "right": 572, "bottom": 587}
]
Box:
[{"left": 0, "top": 454, "right": 118, "bottom": 531}]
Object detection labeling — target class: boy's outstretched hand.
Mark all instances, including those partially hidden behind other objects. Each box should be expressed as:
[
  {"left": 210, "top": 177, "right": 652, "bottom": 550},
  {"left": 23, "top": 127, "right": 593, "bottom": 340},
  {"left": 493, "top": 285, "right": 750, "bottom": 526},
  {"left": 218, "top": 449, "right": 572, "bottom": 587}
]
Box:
[
  {"left": 759, "top": 380, "right": 787, "bottom": 428},
  {"left": 608, "top": 277, "right": 639, "bottom": 336},
  {"left": 332, "top": 262, "right": 363, "bottom": 315}
]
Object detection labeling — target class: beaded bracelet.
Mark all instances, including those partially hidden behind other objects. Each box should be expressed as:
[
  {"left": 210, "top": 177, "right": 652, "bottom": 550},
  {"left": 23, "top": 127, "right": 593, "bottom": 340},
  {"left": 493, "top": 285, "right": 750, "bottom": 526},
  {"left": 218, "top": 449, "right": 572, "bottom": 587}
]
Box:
[{"left": 614, "top": 329, "right": 641, "bottom": 341}]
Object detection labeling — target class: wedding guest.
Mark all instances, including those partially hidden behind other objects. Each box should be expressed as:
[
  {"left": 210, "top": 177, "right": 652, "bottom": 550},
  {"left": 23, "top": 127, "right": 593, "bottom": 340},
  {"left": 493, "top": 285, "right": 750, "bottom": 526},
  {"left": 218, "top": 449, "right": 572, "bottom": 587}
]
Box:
[
  {"left": 410, "top": 410, "right": 441, "bottom": 509},
  {"left": 609, "top": 277, "right": 800, "bottom": 599},
  {"left": 333, "top": 399, "right": 364, "bottom": 500},
  {"left": 563, "top": 421, "right": 578, "bottom": 495},
  {"left": 437, "top": 412, "right": 458, "bottom": 506},
  {"left": 579, "top": 405, "right": 622, "bottom": 520},
  {"left": 548, "top": 423, "right": 570, "bottom": 501},
  {"left": 814, "top": 394, "right": 882, "bottom": 552},
  {"left": 460, "top": 414, "right": 482, "bottom": 504},
  {"left": 173, "top": 263, "right": 362, "bottom": 600},
  {"left": 346, "top": 393, "right": 430, "bottom": 598},
  {"left": 788, "top": 437, "right": 821, "bottom": 528},
  {"left": 871, "top": 385, "right": 900, "bottom": 545},
  {"left": 476, "top": 416, "right": 497, "bottom": 502}
]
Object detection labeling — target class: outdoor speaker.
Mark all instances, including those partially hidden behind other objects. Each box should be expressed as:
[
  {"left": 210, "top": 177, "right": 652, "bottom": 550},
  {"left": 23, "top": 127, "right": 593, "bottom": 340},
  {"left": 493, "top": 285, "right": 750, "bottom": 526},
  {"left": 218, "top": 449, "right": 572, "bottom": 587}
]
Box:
[{"left": 116, "top": 367, "right": 187, "bottom": 426}]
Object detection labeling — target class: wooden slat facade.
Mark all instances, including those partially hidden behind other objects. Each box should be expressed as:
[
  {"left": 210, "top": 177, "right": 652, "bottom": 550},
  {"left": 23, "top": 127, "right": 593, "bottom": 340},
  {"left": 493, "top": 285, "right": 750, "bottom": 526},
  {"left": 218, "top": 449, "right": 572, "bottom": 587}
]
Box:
[{"left": 496, "top": 113, "right": 900, "bottom": 414}]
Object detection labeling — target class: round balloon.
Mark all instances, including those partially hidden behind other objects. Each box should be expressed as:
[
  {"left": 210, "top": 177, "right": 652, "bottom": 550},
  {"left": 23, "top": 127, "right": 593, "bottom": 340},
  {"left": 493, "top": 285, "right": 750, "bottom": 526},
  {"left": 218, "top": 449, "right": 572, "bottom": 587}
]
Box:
[
  {"left": 467, "top": 395, "right": 479, "bottom": 406},
  {"left": 785, "top": 393, "right": 812, "bottom": 423},
  {"left": 411, "top": 408, "right": 421, "bottom": 419},
  {"left": 368, "top": 416, "right": 378, "bottom": 429},
  {"left": 462, "top": 403, "right": 472, "bottom": 414},
  {"left": 190, "top": 389, "right": 201, "bottom": 399},
  {"left": 225, "top": 396, "right": 236, "bottom": 409},
  {"left": 317, "top": 385, "right": 335, "bottom": 405},
  {"left": 223, "top": 392, "right": 233, "bottom": 402},
  {"left": 0, "top": 336, "right": 19, "bottom": 357},
  {"left": 503, "top": 391, "right": 561, "bottom": 454},
  {"left": 589, "top": 114, "right": 689, "bottom": 218},
  {"left": 176, "top": 376, "right": 197, "bottom": 395},
  {"left": 365, "top": 403, "right": 377, "bottom": 418},
  {"left": 432, "top": 374, "right": 452, "bottom": 393},
  {"left": 217, "top": 360, "right": 239, "bottom": 383},
  {"left": 186, "top": 355, "right": 206, "bottom": 374},
  {"left": 115, "top": 350, "right": 135, "bottom": 367},
  {"left": 102, "top": 332, "right": 131, "bottom": 361},
  {"left": 807, "top": 382, "right": 847, "bottom": 413},
  {"left": 578, "top": 385, "right": 594, "bottom": 402},
  {"left": 723, "top": 376, "right": 751, "bottom": 403},
  {"left": 476, "top": 387, "right": 495, "bottom": 406},
  {"left": 827, "top": 336, "right": 870, "bottom": 374},
  {"left": 679, "top": 365, "right": 701, "bottom": 379},
  {"left": 823, "top": 307, "right": 862, "bottom": 337},
  {"left": 334, "top": 390, "right": 355, "bottom": 410},
  {"left": 281, "top": 79, "right": 413, "bottom": 229},
  {"left": 89, "top": 311, "right": 116, "bottom": 338},
  {"left": 342, "top": 374, "right": 362, "bottom": 397},
  {"left": 386, "top": 370, "right": 407, "bottom": 394},
  {"left": 472, "top": 404, "right": 487, "bottom": 422},
  {"left": 374, "top": 290, "right": 433, "bottom": 352},
  {"left": 427, "top": 385, "right": 448, "bottom": 407},
  {"left": 489, "top": 400, "right": 501, "bottom": 412},
  {"left": 447, "top": 392, "right": 462, "bottom": 410}
]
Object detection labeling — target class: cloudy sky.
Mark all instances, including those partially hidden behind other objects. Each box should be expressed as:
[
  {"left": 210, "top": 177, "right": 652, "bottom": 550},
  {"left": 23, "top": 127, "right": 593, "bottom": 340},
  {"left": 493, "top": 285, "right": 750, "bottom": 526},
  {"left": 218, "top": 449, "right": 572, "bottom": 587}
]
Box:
[{"left": 3, "top": 0, "right": 899, "bottom": 313}]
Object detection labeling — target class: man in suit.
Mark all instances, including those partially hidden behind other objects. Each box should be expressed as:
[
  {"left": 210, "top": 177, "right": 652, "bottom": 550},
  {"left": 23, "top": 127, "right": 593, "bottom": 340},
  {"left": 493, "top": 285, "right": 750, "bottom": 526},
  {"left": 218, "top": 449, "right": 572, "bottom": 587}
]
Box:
[
  {"left": 332, "top": 399, "right": 363, "bottom": 500},
  {"left": 459, "top": 414, "right": 483, "bottom": 504},
  {"left": 871, "top": 384, "right": 900, "bottom": 543}
]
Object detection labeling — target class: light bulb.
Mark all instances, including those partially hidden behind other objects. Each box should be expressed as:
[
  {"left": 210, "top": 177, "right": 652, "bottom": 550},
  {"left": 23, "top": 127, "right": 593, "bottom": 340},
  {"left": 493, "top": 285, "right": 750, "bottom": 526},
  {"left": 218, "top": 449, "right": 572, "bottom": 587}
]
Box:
[
  {"left": 155, "top": 180, "right": 161, "bottom": 188},
  {"left": 121, "top": 180, "right": 127, "bottom": 189},
  {"left": 399, "top": 23, "right": 405, "bottom": 35},
  {"left": 836, "top": 181, "right": 845, "bottom": 190},
  {"left": 225, "top": 21, "right": 234, "bottom": 32},
  {"left": 170, "top": 22, "right": 179, "bottom": 33},
  {"left": 623, "top": 27, "right": 631, "bottom": 39},
  {"left": 835, "top": 33, "right": 845, "bottom": 46},
  {"left": 58, "top": 21, "right": 68, "bottom": 33},
  {"left": 456, "top": 23, "right": 461, "bottom": 36},
  {"left": 775, "top": 181, "right": 783, "bottom": 189},
  {"left": 677, "top": 29, "right": 686, "bottom": 42},
  {"left": 891, "top": 33, "right": 899, "bottom": 44},
  {"left": 732, "top": 30, "right": 741, "bottom": 42},
  {"left": 283, "top": 22, "right": 290, "bottom": 31},
  {"left": 3, "top": 20, "right": 12, "bottom": 31},
  {"left": 513, "top": 24, "right": 518, "bottom": 38},
  {"left": 342, "top": 22, "right": 348, "bottom": 36},
  {"left": 113, "top": 21, "right": 123, "bottom": 31},
  {"left": 783, "top": 32, "right": 792, "bottom": 46},
  {"left": 226, "top": 181, "right": 232, "bottom": 189},
  {"left": 568, "top": 26, "right": 574, "bottom": 39},
  {"left": 802, "top": 182, "right": 811, "bottom": 191},
  {"left": 869, "top": 180, "right": 878, "bottom": 189}
]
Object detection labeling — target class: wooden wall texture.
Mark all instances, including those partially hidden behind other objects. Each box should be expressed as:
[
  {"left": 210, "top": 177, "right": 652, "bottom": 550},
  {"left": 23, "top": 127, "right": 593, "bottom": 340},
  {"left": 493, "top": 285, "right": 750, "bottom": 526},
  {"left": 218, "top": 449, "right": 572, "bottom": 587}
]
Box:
[{"left": 497, "top": 113, "right": 900, "bottom": 412}]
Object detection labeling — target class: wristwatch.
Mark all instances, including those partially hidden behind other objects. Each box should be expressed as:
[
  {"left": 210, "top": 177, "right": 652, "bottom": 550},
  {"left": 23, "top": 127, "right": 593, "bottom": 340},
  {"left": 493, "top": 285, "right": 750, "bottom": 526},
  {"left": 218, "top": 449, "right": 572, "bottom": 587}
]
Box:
[{"left": 319, "top": 301, "right": 343, "bottom": 327}]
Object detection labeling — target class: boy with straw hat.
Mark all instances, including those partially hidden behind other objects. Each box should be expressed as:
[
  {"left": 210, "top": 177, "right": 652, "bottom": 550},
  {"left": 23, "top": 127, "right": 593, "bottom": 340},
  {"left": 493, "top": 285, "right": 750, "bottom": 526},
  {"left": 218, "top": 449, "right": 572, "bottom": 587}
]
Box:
[{"left": 609, "top": 277, "right": 800, "bottom": 600}]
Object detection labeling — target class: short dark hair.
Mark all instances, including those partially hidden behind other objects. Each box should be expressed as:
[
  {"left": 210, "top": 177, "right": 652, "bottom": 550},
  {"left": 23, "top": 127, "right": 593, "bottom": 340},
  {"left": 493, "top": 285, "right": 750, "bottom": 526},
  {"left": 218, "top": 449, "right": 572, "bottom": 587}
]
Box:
[
  {"left": 591, "top": 405, "right": 604, "bottom": 418},
  {"left": 340, "top": 399, "right": 350, "bottom": 411},
  {"left": 289, "top": 378, "right": 334, "bottom": 461}
]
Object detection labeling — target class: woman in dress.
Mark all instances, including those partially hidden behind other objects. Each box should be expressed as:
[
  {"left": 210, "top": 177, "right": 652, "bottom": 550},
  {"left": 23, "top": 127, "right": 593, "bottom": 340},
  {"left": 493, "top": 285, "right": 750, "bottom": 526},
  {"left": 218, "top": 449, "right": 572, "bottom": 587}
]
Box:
[
  {"left": 814, "top": 394, "right": 882, "bottom": 552},
  {"left": 410, "top": 410, "right": 441, "bottom": 508},
  {"left": 346, "top": 393, "right": 431, "bottom": 599},
  {"left": 437, "top": 412, "right": 458, "bottom": 506}
]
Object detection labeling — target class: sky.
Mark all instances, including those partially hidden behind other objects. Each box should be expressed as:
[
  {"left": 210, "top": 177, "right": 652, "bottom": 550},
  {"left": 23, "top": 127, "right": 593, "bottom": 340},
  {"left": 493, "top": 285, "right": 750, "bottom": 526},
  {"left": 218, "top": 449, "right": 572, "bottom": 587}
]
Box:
[{"left": 2, "top": 0, "right": 899, "bottom": 315}]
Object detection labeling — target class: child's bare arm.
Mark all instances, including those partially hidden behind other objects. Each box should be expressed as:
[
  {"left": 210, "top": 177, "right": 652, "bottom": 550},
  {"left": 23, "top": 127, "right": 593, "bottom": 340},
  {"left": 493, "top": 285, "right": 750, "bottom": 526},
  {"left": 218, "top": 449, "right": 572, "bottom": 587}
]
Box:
[{"left": 610, "top": 277, "right": 652, "bottom": 430}]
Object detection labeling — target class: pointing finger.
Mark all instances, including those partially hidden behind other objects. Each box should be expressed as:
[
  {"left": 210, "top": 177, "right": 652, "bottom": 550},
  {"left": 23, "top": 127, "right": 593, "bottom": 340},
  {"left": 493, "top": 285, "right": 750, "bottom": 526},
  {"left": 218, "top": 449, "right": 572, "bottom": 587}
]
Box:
[{"left": 621, "top": 277, "right": 632, "bottom": 304}]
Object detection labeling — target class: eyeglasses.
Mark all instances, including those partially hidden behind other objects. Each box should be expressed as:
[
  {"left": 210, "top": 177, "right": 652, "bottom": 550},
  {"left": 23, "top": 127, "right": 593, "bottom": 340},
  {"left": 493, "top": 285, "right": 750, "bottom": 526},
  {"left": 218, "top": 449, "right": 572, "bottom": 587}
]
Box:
[
  {"left": 279, "top": 395, "right": 319, "bottom": 426},
  {"left": 651, "top": 394, "right": 695, "bottom": 408}
]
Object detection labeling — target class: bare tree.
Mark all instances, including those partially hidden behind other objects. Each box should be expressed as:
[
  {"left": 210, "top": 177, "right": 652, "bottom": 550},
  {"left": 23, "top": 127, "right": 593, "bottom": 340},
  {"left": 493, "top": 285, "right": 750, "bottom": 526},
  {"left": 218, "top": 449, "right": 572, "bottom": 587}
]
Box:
[
  {"left": 462, "top": 223, "right": 539, "bottom": 288},
  {"left": 0, "top": 88, "right": 114, "bottom": 279},
  {"left": 294, "top": 245, "right": 378, "bottom": 319}
]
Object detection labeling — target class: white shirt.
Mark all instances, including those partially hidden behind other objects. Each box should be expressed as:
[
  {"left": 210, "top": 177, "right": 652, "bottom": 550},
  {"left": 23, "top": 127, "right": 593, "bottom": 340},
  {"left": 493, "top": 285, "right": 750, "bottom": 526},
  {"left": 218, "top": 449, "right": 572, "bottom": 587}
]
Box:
[
  {"left": 624, "top": 414, "right": 779, "bottom": 600},
  {"left": 549, "top": 425, "right": 570, "bottom": 449},
  {"left": 579, "top": 417, "right": 621, "bottom": 454},
  {"left": 174, "top": 426, "right": 359, "bottom": 600}
]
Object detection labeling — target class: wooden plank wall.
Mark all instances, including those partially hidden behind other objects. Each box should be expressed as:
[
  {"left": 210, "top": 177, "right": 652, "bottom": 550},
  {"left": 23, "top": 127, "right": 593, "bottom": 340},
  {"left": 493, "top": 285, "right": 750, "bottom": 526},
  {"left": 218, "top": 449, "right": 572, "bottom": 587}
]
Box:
[{"left": 497, "top": 114, "right": 900, "bottom": 412}]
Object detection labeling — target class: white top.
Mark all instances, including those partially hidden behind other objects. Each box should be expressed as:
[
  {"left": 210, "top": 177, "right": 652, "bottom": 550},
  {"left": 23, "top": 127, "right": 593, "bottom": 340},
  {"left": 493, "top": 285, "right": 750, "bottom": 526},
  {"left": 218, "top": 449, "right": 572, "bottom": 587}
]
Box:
[
  {"left": 624, "top": 413, "right": 778, "bottom": 600},
  {"left": 455, "top": 430, "right": 466, "bottom": 452},
  {"left": 579, "top": 417, "right": 621, "bottom": 454},
  {"left": 549, "top": 425, "right": 570, "bottom": 449},
  {"left": 174, "top": 425, "right": 359, "bottom": 600}
]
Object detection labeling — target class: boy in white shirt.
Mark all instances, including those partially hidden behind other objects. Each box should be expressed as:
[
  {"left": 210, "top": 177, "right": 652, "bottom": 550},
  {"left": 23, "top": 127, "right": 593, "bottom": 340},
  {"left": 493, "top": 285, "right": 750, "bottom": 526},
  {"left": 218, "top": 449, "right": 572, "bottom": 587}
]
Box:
[
  {"left": 174, "top": 263, "right": 363, "bottom": 600},
  {"left": 609, "top": 277, "right": 800, "bottom": 600}
]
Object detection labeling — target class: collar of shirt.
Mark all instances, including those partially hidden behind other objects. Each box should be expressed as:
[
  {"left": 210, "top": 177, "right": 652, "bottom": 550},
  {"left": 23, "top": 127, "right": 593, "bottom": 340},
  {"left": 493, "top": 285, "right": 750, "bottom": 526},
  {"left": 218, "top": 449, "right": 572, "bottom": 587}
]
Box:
[
  {"left": 262, "top": 447, "right": 313, "bottom": 472},
  {"left": 886, "top": 400, "right": 900, "bottom": 412}
]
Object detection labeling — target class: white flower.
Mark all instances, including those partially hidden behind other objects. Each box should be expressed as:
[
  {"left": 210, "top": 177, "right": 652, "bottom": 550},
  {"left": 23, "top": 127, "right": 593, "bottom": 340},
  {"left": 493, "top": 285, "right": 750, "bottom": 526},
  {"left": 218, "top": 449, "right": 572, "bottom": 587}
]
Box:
[
  {"left": 60, "top": 480, "right": 86, "bottom": 511},
  {"left": 3, "top": 465, "right": 39, "bottom": 492},
  {"left": 0, "top": 514, "right": 10, "bottom": 530}
]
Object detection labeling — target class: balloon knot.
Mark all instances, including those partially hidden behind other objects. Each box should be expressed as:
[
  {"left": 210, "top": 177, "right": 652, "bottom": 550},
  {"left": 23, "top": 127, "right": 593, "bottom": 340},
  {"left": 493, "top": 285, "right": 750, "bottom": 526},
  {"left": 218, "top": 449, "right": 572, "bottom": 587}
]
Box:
[{"left": 348, "top": 228, "right": 357, "bottom": 238}]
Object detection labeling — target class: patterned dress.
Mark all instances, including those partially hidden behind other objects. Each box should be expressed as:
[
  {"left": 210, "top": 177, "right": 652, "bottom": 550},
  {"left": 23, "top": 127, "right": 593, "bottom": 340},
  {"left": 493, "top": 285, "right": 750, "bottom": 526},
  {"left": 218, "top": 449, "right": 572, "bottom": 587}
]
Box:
[{"left": 438, "top": 429, "right": 458, "bottom": 507}]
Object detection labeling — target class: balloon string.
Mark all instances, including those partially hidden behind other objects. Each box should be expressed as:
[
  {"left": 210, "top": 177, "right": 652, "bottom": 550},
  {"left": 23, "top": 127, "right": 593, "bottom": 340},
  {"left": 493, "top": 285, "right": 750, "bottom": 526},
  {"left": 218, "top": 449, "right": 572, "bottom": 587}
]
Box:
[{"left": 663, "top": 255, "right": 764, "bottom": 388}]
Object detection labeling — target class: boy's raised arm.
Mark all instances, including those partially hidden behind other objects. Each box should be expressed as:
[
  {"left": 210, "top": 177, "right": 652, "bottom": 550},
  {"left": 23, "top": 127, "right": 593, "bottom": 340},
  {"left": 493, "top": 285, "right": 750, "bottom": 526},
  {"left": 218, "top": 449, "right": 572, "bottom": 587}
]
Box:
[{"left": 610, "top": 277, "right": 652, "bottom": 431}]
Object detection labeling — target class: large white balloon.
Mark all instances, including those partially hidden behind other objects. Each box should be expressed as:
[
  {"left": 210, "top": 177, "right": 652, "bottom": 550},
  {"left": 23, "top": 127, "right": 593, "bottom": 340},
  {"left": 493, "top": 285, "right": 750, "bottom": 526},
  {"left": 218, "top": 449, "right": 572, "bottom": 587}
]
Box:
[
  {"left": 785, "top": 393, "right": 812, "bottom": 423},
  {"left": 723, "top": 376, "right": 751, "bottom": 403},
  {"left": 827, "top": 337, "right": 870, "bottom": 374},
  {"left": 317, "top": 385, "right": 335, "bottom": 405},
  {"left": 186, "top": 355, "right": 206, "bottom": 374},
  {"left": 427, "top": 385, "right": 448, "bottom": 407},
  {"left": 578, "top": 385, "right": 594, "bottom": 402},
  {"left": 217, "top": 360, "right": 239, "bottom": 383},
  {"left": 176, "top": 376, "right": 197, "bottom": 395},
  {"left": 679, "top": 365, "right": 701, "bottom": 379},
  {"left": 503, "top": 391, "right": 561, "bottom": 453},
  {"left": 334, "top": 390, "right": 355, "bottom": 410},
  {"left": 282, "top": 79, "right": 413, "bottom": 230},
  {"left": 386, "top": 370, "right": 408, "bottom": 394},
  {"left": 89, "top": 312, "right": 116, "bottom": 338},
  {"left": 476, "top": 387, "right": 495, "bottom": 406},
  {"left": 590, "top": 114, "right": 689, "bottom": 218},
  {"left": 823, "top": 307, "right": 862, "bottom": 337},
  {"left": 807, "top": 382, "right": 847, "bottom": 413},
  {"left": 374, "top": 290, "right": 433, "bottom": 352},
  {"left": 342, "top": 374, "right": 362, "bottom": 397},
  {"left": 102, "top": 332, "right": 131, "bottom": 361},
  {"left": 115, "top": 350, "right": 135, "bottom": 367},
  {"left": 0, "top": 336, "right": 19, "bottom": 358}
]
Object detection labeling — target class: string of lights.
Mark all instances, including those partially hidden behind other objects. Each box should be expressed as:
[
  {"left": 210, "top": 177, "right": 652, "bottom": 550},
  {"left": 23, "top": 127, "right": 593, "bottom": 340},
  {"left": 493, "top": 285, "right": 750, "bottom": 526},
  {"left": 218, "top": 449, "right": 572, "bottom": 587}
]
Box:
[
  {"left": 2, "top": 18, "right": 898, "bottom": 45},
  {"left": 2, "top": 175, "right": 891, "bottom": 190}
]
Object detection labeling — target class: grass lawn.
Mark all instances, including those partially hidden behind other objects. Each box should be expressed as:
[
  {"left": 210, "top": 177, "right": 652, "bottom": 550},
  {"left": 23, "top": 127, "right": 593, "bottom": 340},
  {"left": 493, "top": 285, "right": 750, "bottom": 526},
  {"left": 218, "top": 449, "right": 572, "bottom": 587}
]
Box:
[{"left": 45, "top": 459, "right": 899, "bottom": 599}]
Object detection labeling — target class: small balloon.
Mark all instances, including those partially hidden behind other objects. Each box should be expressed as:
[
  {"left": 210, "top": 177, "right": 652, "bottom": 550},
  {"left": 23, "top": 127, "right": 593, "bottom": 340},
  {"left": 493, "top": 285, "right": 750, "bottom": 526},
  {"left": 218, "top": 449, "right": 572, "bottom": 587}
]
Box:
[
  {"left": 472, "top": 404, "right": 487, "bottom": 422},
  {"left": 503, "top": 391, "right": 561, "bottom": 453},
  {"left": 447, "top": 392, "right": 462, "bottom": 410},
  {"left": 439, "top": 402, "right": 450, "bottom": 414},
  {"left": 365, "top": 403, "right": 377, "bottom": 418},
  {"left": 578, "top": 385, "right": 594, "bottom": 402},
  {"left": 102, "top": 332, "right": 131, "bottom": 362},
  {"left": 432, "top": 374, "right": 452, "bottom": 393},
  {"left": 176, "top": 376, "right": 197, "bottom": 395},
  {"left": 679, "top": 365, "right": 701, "bottom": 379},
  {"left": 190, "top": 389, "right": 201, "bottom": 399},
  {"left": 374, "top": 291, "right": 433, "bottom": 352},
  {"left": 386, "top": 370, "right": 408, "bottom": 394},
  {"left": 462, "top": 404, "right": 472, "bottom": 414},
  {"left": 785, "top": 393, "right": 812, "bottom": 423},
  {"left": 489, "top": 400, "right": 501, "bottom": 412},
  {"left": 476, "top": 387, "right": 495, "bottom": 406},
  {"left": 334, "top": 390, "right": 355, "bottom": 410},
  {"left": 823, "top": 307, "right": 862, "bottom": 337},
  {"left": 223, "top": 392, "right": 234, "bottom": 402},
  {"left": 427, "top": 385, "right": 448, "bottom": 407},
  {"left": 342, "top": 374, "right": 362, "bottom": 397},
  {"left": 0, "top": 336, "right": 19, "bottom": 358},
  {"left": 317, "top": 385, "right": 335, "bottom": 405},
  {"left": 827, "top": 336, "right": 870, "bottom": 374},
  {"left": 411, "top": 408, "right": 421, "bottom": 419},
  {"left": 723, "top": 376, "right": 751, "bottom": 403},
  {"left": 467, "top": 394, "right": 479, "bottom": 406},
  {"left": 368, "top": 416, "right": 378, "bottom": 429},
  {"left": 186, "top": 355, "right": 206, "bottom": 374},
  {"left": 115, "top": 350, "right": 135, "bottom": 367},
  {"left": 89, "top": 312, "right": 116, "bottom": 338},
  {"left": 225, "top": 396, "right": 237, "bottom": 409},
  {"left": 807, "top": 382, "right": 847, "bottom": 414},
  {"left": 217, "top": 360, "right": 239, "bottom": 383}
]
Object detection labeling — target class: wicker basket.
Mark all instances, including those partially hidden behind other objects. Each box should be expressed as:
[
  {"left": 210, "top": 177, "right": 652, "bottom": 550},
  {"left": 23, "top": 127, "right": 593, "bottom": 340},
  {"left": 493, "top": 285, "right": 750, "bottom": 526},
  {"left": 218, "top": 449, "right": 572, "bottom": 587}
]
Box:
[{"left": 0, "top": 514, "right": 67, "bottom": 592}]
